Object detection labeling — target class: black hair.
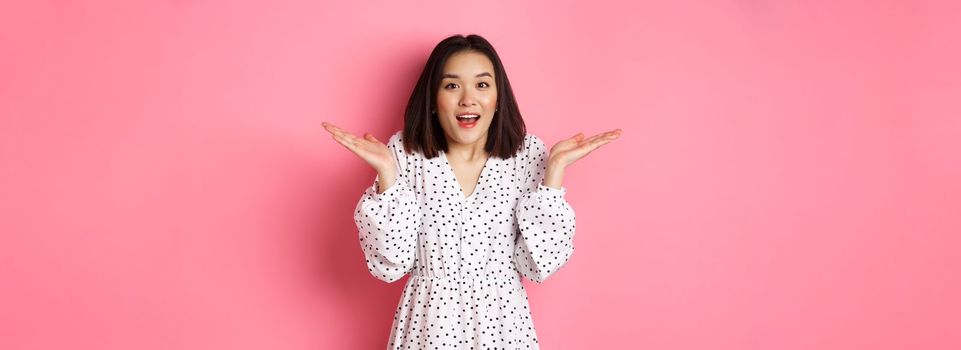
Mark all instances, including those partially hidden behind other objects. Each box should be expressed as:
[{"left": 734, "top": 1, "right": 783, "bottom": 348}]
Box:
[{"left": 402, "top": 34, "right": 526, "bottom": 159}]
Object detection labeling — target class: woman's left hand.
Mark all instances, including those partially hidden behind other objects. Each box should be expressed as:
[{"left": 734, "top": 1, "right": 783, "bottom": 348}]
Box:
[
  {"left": 547, "top": 128, "right": 622, "bottom": 169},
  {"left": 541, "top": 129, "right": 621, "bottom": 189}
]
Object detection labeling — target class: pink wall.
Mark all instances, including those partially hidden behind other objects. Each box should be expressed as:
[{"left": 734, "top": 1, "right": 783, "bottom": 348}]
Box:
[{"left": 2, "top": 1, "right": 959, "bottom": 349}]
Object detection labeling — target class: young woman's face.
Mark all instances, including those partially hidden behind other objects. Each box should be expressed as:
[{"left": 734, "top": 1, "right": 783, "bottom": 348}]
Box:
[{"left": 436, "top": 51, "right": 497, "bottom": 147}]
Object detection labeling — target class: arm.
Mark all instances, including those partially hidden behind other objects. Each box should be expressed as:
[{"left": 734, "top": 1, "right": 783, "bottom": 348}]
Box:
[
  {"left": 512, "top": 135, "right": 577, "bottom": 283},
  {"left": 354, "top": 133, "right": 421, "bottom": 283}
]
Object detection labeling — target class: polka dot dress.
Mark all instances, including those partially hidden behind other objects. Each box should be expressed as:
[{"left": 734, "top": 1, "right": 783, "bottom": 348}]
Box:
[{"left": 355, "top": 130, "right": 576, "bottom": 349}]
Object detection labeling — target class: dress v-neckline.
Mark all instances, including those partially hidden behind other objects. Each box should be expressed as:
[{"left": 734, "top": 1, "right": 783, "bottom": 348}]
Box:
[{"left": 440, "top": 150, "right": 492, "bottom": 200}]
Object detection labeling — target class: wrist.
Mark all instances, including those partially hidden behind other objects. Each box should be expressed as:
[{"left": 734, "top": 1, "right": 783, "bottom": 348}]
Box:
[
  {"left": 375, "top": 170, "right": 397, "bottom": 193},
  {"left": 546, "top": 159, "right": 566, "bottom": 173},
  {"left": 376, "top": 166, "right": 397, "bottom": 179},
  {"left": 544, "top": 161, "right": 565, "bottom": 189}
]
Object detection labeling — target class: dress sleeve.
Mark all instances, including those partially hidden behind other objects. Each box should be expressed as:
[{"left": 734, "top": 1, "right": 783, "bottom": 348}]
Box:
[
  {"left": 354, "top": 132, "right": 421, "bottom": 283},
  {"left": 512, "top": 134, "right": 576, "bottom": 283}
]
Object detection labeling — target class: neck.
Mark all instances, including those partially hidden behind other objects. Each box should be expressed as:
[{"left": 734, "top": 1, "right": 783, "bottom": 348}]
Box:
[{"left": 445, "top": 137, "right": 489, "bottom": 162}]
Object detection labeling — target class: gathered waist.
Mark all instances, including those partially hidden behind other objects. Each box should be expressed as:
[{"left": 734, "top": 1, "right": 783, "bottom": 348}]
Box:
[{"left": 410, "top": 273, "right": 520, "bottom": 282}]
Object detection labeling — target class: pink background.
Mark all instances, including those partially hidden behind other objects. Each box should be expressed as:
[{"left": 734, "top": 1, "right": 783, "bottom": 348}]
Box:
[{"left": 2, "top": 0, "right": 959, "bottom": 349}]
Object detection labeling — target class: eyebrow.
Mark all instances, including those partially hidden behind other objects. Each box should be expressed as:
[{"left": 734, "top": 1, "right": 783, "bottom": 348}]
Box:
[{"left": 441, "top": 72, "right": 493, "bottom": 79}]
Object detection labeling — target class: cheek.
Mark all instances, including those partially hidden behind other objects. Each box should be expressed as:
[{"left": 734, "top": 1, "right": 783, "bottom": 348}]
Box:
[
  {"left": 437, "top": 94, "right": 457, "bottom": 110},
  {"left": 476, "top": 94, "right": 497, "bottom": 108}
]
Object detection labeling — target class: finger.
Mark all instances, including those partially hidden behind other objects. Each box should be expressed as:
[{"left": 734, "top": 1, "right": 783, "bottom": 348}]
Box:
[
  {"left": 365, "top": 133, "right": 382, "bottom": 144},
  {"left": 580, "top": 132, "right": 607, "bottom": 145},
  {"left": 603, "top": 130, "right": 621, "bottom": 140},
  {"left": 322, "top": 123, "right": 336, "bottom": 135},
  {"left": 564, "top": 139, "right": 612, "bottom": 166},
  {"left": 322, "top": 121, "right": 340, "bottom": 133},
  {"left": 582, "top": 138, "right": 614, "bottom": 156},
  {"left": 585, "top": 130, "right": 620, "bottom": 144},
  {"left": 341, "top": 130, "right": 362, "bottom": 144},
  {"left": 326, "top": 124, "right": 356, "bottom": 140},
  {"left": 589, "top": 133, "right": 619, "bottom": 149},
  {"left": 323, "top": 123, "right": 345, "bottom": 137},
  {"left": 334, "top": 132, "right": 368, "bottom": 153},
  {"left": 590, "top": 133, "right": 618, "bottom": 147},
  {"left": 332, "top": 133, "right": 358, "bottom": 152}
]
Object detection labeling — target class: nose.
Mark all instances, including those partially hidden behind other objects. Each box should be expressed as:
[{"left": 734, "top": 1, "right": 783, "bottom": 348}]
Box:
[{"left": 459, "top": 90, "right": 477, "bottom": 107}]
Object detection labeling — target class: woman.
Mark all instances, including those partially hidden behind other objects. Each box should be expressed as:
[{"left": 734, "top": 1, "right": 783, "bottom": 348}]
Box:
[{"left": 323, "top": 34, "right": 620, "bottom": 349}]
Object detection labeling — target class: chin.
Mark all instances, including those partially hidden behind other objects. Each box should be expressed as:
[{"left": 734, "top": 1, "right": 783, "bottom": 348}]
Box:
[{"left": 446, "top": 126, "right": 490, "bottom": 145}]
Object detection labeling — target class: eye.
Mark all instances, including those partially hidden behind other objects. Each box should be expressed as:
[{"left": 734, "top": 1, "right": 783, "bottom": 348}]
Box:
[
  {"left": 478, "top": 82, "right": 490, "bottom": 88},
  {"left": 445, "top": 83, "right": 458, "bottom": 89}
]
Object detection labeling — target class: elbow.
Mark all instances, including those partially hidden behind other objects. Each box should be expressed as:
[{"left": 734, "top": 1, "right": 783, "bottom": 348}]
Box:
[
  {"left": 372, "top": 269, "right": 408, "bottom": 283},
  {"left": 535, "top": 250, "right": 574, "bottom": 283},
  {"left": 365, "top": 256, "right": 414, "bottom": 283},
  {"left": 528, "top": 262, "right": 561, "bottom": 283},
  {"left": 516, "top": 246, "right": 575, "bottom": 284},
  {"left": 531, "top": 269, "right": 551, "bottom": 284}
]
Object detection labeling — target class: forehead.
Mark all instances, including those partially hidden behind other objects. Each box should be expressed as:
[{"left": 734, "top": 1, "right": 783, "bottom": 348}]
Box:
[{"left": 442, "top": 51, "right": 494, "bottom": 77}]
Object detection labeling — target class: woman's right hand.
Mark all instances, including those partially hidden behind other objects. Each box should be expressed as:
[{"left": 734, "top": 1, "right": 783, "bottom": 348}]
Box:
[{"left": 322, "top": 122, "right": 396, "bottom": 175}]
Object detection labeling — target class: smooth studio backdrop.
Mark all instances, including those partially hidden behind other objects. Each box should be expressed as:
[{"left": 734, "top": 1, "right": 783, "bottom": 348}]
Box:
[{"left": 1, "top": 1, "right": 959, "bottom": 349}]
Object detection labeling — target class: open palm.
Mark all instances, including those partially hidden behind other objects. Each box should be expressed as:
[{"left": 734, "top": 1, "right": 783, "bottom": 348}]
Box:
[
  {"left": 548, "top": 128, "right": 622, "bottom": 168},
  {"left": 322, "top": 122, "right": 395, "bottom": 173}
]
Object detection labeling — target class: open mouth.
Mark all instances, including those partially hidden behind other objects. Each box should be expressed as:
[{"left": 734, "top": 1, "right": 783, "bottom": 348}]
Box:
[{"left": 456, "top": 114, "right": 480, "bottom": 128}]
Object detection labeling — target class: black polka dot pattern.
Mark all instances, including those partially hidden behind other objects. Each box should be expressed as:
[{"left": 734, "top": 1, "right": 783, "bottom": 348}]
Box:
[{"left": 354, "top": 130, "right": 576, "bottom": 349}]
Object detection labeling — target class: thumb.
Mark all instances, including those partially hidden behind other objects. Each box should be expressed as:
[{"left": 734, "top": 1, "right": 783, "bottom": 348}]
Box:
[{"left": 365, "top": 133, "right": 380, "bottom": 143}]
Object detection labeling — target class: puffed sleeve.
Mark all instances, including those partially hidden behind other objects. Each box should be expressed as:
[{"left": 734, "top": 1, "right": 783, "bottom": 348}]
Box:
[
  {"left": 354, "top": 132, "right": 421, "bottom": 283},
  {"left": 512, "top": 134, "right": 576, "bottom": 283}
]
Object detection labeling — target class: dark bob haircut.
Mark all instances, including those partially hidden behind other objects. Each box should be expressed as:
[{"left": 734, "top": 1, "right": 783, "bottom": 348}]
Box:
[{"left": 401, "top": 34, "right": 526, "bottom": 159}]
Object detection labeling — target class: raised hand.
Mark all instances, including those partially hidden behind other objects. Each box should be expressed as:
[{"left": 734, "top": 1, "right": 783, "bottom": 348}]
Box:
[
  {"left": 548, "top": 128, "right": 622, "bottom": 169},
  {"left": 322, "top": 121, "right": 396, "bottom": 175}
]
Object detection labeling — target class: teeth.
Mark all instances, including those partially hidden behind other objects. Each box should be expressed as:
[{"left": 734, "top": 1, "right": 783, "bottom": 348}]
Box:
[{"left": 456, "top": 114, "right": 479, "bottom": 120}]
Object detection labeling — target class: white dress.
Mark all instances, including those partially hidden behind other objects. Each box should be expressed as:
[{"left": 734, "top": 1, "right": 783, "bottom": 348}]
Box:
[{"left": 354, "top": 130, "right": 576, "bottom": 349}]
